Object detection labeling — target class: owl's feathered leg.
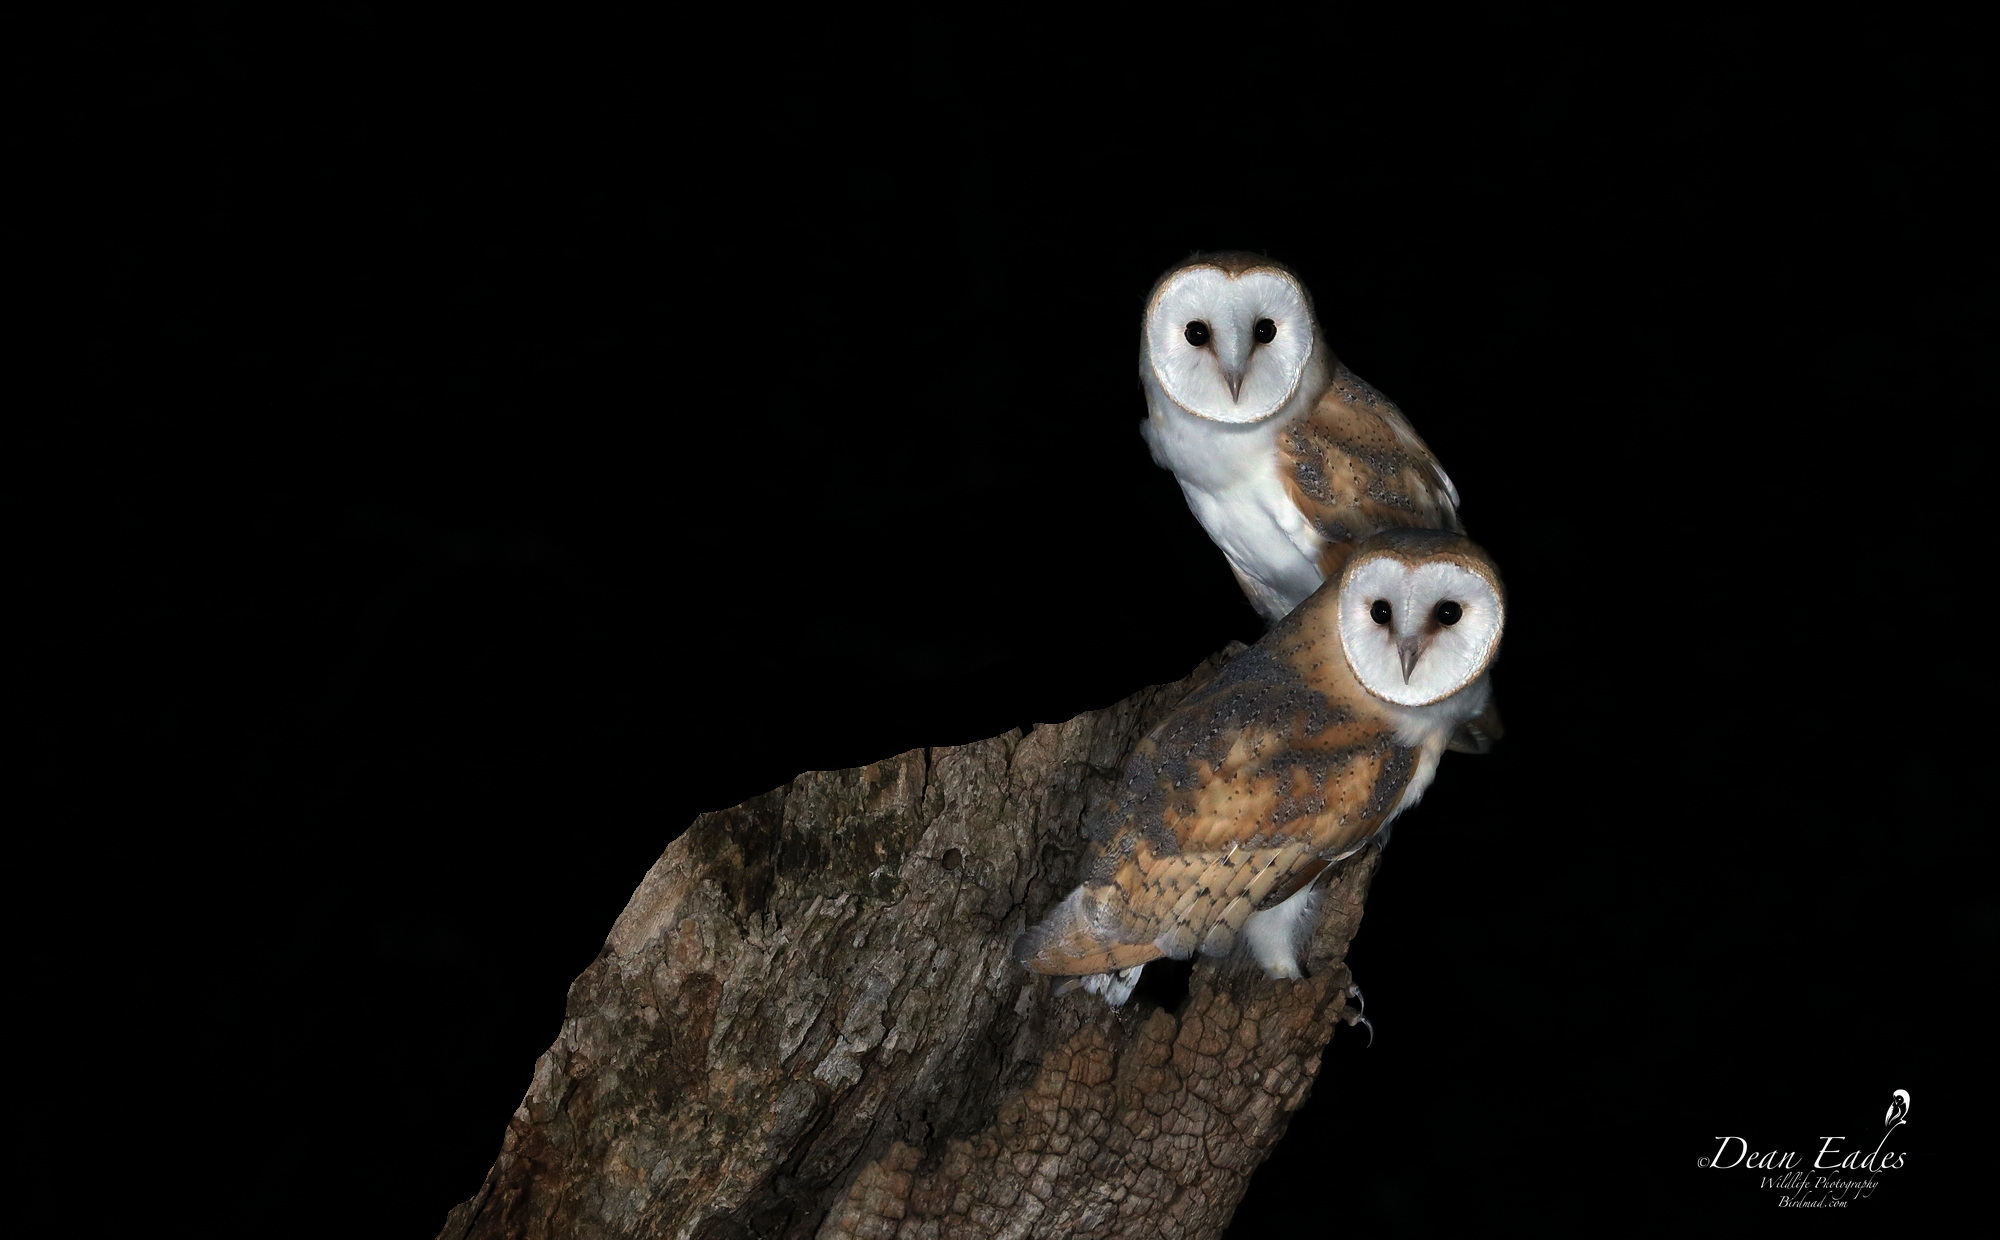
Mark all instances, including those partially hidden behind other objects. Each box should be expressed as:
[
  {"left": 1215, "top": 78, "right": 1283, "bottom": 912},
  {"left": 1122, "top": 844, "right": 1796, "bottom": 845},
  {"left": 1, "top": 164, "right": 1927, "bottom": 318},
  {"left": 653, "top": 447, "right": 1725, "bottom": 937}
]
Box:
[
  {"left": 1243, "top": 878, "right": 1323, "bottom": 980},
  {"left": 1075, "top": 966, "right": 1144, "bottom": 1007}
]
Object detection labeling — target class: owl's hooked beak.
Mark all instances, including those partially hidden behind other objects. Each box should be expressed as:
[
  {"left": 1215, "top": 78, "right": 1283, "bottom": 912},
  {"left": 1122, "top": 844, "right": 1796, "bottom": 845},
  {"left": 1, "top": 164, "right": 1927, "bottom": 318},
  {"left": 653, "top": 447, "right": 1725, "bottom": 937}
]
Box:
[
  {"left": 1214, "top": 327, "right": 1253, "bottom": 402},
  {"left": 1397, "top": 635, "right": 1425, "bottom": 684}
]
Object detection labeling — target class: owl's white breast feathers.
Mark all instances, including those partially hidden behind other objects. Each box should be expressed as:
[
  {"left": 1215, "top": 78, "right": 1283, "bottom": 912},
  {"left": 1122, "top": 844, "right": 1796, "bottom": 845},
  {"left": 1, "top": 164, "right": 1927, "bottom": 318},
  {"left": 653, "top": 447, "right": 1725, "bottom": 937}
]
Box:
[
  {"left": 1378, "top": 671, "right": 1492, "bottom": 809},
  {"left": 1141, "top": 379, "right": 1327, "bottom": 619}
]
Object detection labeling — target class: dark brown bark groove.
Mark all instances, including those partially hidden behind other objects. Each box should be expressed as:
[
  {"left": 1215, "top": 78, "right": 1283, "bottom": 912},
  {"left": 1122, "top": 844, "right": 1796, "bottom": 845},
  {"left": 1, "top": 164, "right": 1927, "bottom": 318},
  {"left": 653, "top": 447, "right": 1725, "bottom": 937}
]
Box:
[{"left": 439, "top": 646, "right": 1375, "bottom": 1240}]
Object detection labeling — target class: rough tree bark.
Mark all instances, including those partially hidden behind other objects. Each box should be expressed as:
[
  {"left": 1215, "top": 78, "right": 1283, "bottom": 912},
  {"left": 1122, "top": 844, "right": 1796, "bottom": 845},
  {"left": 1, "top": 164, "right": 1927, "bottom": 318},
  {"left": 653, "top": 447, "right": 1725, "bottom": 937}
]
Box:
[{"left": 439, "top": 645, "right": 1376, "bottom": 1240}]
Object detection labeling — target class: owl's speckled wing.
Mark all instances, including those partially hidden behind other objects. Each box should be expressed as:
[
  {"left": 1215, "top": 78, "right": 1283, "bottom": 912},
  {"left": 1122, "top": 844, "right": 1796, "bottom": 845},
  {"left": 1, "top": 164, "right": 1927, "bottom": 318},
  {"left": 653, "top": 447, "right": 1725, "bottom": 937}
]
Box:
[
  {"left": 1279, "top": 363, "right": 1502, "bottom": 753},
  {"left": 1016, "top": 602, "right": 1415, "bottom": 978},
  {"left": 1281, "top": 365, "right": 1463, "bottom": 581}
]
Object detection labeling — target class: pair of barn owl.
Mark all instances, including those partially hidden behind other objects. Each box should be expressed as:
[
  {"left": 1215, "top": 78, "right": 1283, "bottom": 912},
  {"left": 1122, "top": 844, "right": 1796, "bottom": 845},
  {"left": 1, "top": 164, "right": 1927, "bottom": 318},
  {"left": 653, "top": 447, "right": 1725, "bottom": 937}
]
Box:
[
  {"left": 1016, "top": 254, "right": 1504, "bottom": 1005},
  {"left": 1142, "top": 252, "right": 1502, "bottom": 757}
]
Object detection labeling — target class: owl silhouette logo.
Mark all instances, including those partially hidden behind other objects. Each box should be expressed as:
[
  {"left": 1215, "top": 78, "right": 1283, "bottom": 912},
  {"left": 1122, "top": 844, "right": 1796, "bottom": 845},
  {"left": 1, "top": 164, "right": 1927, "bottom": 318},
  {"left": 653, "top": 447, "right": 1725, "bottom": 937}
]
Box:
[{"left": 1885, "top": 1090, "right": 1911, "bottom": 1127}]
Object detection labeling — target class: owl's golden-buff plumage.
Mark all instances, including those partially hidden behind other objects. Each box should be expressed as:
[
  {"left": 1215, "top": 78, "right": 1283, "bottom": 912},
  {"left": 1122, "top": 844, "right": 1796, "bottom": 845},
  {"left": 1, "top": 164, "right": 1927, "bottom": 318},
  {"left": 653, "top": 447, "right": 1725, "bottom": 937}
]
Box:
[{"left": 1016, "top": 529, "right": 1504, "bottom": 1005}]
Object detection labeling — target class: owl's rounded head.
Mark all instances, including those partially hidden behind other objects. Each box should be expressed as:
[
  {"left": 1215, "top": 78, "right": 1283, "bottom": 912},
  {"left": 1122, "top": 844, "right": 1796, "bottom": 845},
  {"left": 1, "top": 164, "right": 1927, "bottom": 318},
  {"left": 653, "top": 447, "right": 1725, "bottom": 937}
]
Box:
[
  {"left": 1336, "top": 529, "right": 1504, "bottom": 707},
  {"left": 1141, "top": 253, "right": 1317, "bottom": 425}
]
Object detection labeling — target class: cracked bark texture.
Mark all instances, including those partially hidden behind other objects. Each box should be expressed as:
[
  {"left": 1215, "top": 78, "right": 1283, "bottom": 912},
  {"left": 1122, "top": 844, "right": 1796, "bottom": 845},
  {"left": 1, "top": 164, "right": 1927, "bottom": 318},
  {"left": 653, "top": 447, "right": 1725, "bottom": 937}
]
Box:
[{"left": 438, "top": 646, "right": 1376, "bottom": 1240}]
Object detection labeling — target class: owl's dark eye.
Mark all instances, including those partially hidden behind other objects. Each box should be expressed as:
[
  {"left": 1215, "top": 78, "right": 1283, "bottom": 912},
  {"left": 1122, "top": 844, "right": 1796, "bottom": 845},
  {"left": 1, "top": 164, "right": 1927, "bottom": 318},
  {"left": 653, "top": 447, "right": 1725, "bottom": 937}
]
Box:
[
  {"left": 1253, "top": 318, "right": 1276, "bottom": 344},
  {"left": 1370, "top": 600, "right": 1392, "bottom": 625},
  {"left": 1436, "top": 601, "right": 1462, "bottom": 626},
  {"left": 1184, "top": 320, "right": 1210, "bottom": 347}
]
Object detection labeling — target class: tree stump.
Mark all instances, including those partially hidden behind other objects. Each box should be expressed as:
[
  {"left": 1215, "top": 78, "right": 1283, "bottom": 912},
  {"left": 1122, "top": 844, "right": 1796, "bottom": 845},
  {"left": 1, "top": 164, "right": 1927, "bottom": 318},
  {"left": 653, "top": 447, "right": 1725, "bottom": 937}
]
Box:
[{"left": 439, "top": 645, "right": 1375, "bottom": 1240}]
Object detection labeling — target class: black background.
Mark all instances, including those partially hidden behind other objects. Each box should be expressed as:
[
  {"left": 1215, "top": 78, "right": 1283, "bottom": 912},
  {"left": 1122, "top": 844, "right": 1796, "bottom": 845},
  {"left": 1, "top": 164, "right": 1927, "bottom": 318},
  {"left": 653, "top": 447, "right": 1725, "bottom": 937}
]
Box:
[{"left": 24, "top": 7, "right": 1990, "bottom": 1236}]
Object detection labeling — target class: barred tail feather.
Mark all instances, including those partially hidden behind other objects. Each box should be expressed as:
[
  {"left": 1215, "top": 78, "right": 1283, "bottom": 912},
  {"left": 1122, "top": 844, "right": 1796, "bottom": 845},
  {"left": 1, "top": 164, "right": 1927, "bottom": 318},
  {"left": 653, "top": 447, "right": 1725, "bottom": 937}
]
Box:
[{"left": 1014, "top": 885, "right": 1161, "bottom": 977}]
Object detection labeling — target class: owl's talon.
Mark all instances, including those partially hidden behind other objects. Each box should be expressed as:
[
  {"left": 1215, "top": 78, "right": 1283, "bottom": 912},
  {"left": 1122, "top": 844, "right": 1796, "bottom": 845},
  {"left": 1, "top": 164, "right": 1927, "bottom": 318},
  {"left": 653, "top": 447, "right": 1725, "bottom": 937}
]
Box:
[{"left": 1341, "top": 982, "right": 1374, "bottom": 1047}]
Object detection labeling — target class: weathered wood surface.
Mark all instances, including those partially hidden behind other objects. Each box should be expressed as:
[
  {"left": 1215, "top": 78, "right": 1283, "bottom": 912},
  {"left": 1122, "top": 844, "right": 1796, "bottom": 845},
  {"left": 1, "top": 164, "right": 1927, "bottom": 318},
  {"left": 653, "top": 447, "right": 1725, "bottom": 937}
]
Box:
[{"left": 439, "top": 646, "right": 1376, "bottom": 1240}]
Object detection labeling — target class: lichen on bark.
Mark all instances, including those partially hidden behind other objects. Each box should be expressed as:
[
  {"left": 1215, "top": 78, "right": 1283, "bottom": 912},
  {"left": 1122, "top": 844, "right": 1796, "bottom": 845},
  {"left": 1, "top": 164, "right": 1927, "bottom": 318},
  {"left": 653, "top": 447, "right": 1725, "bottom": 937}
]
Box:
[{"left": 439, "top": 646, "right": 1374, "bottom": 1240}]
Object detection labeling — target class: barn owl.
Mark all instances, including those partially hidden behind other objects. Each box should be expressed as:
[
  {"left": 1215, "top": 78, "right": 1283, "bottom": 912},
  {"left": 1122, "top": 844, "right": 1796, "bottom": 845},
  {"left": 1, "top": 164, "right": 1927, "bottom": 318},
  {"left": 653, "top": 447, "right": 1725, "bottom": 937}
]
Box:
[
  {"left": 1015, "top": 528, "right": 1504, "bottom": 1006},
  {"left": 1139, "top": 251, "right": 1500, "bottom": 751},
  {"left": 1140, "top": 251, "right": 1463, "bottom": 617}
]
